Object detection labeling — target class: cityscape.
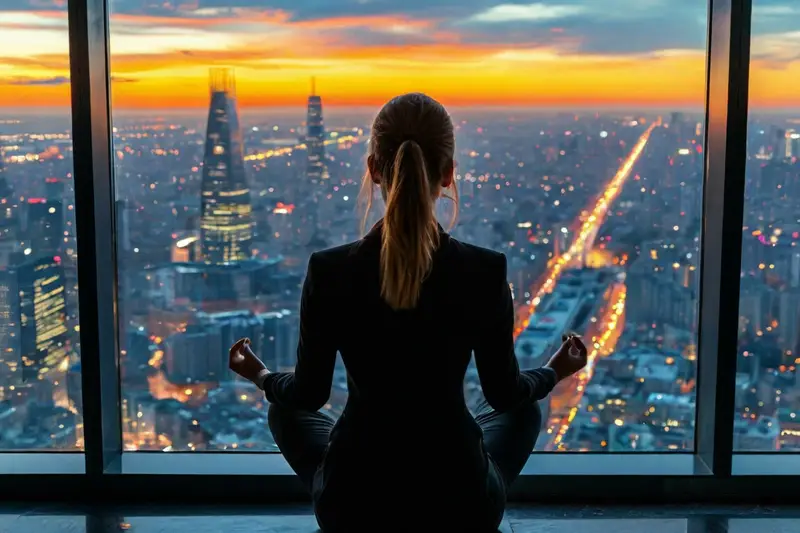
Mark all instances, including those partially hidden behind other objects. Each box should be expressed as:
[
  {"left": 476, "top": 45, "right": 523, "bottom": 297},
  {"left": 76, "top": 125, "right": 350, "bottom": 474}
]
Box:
[
  {"left": 0, "top": 0, "right": 799, "bottom": 455},
  {"left": 1, "top": 68, "right": 799, "bottom": 452}
]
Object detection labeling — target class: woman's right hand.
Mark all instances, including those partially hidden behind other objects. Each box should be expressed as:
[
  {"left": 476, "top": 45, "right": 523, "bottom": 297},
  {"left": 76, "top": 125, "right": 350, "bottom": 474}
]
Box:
[{"left": 545, "top": 334, "right": 588, "bottom": 382}]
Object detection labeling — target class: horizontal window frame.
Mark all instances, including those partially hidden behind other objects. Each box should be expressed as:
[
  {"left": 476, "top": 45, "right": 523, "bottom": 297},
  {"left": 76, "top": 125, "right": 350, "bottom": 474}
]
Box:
[{"left": 2, "top": 453, "right": 800, "bottom": 504}]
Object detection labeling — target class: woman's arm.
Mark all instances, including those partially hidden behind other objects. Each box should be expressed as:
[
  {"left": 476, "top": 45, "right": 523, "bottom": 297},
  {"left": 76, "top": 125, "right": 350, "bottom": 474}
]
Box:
[
  {"left": 473, "top": 253, "right": 559, "bottom": 412},
  {"left": 261, "top": 253, "right": 337, "bottom": 411}
]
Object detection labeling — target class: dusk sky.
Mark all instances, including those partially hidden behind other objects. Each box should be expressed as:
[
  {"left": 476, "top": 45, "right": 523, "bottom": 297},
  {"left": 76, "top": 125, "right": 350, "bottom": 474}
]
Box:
[{"left": 0, "top": 0, "right": 798, "bottom": 109}]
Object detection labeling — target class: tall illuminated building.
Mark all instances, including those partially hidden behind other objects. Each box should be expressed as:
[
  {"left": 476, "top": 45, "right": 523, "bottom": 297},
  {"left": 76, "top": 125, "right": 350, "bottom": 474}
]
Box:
[
  {"left": 305, "top": 77, "right": 327, "bottom": 184},
  {"left": 200, "top": 68, "right": 252, "bottom": 264},
  {"left": 14, "top": 256, "right": 70, "bottom": 382},
  {"left": 0, "top": 152, "right": 19, "bottom": 245},
  {"left": 0, "top": 268, "right": 20, "bottom": 399}
]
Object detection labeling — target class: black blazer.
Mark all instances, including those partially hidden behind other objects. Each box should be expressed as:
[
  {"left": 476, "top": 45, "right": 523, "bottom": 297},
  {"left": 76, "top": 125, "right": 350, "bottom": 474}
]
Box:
[{"left": 263, "top": 221, "right": 556, "bottom": 527}]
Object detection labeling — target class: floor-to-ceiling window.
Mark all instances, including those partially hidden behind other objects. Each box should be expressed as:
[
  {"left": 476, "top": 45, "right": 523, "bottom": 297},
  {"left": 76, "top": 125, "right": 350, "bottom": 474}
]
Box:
[
  {"left": 733, "top": 0, "right": 800, "bottom": 453},
  {"left": 0, "top": 0, "right": 83, "bottom": 452},
  {"left": 106, "top": 0, "right": 708, "bottom": 454}
]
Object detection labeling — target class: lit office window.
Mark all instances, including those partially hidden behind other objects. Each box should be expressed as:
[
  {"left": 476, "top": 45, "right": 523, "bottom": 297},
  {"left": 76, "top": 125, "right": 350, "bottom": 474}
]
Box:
[
  {"left": 0, "top": 1, "right": 83, "bottom": 450},
  {"left": 734, "top": 1, "right": 800, "bottom": 452},
  {"left": 109, "top": 0, "right": 707, "bottom": 452}
]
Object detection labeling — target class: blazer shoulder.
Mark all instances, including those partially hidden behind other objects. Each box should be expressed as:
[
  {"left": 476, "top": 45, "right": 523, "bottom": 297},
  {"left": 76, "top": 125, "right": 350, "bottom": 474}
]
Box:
[
  {"left": 308, "top": 240, "right": 365, "bottom": 273},
  {"left": 446, "top": 236, "right": 507, "bottom": 277}
]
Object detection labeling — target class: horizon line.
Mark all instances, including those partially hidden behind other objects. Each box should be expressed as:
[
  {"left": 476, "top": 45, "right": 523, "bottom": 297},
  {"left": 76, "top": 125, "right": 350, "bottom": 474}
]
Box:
[{"left": 2, "top": 103, "right": 800, "bottom": 115}]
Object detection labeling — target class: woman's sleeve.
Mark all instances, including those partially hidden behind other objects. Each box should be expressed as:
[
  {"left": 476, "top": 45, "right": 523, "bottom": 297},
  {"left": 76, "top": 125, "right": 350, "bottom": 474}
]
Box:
[
  {"left": 262, "top": 253, "right": 337, "bottom": 411},
  {"left": 473, "top": 253, "right": 557, "bottom": 412}
]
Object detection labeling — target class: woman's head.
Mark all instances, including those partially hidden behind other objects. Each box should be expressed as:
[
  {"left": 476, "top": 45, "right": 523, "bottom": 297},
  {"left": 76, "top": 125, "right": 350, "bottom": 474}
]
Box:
[{"left": 360, "top": 92, "right": 458, "bottom": 310}]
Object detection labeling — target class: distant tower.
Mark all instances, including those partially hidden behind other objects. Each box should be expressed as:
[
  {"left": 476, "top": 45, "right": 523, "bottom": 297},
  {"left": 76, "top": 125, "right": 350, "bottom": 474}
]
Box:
[
  {"left": 305, "top": 77, "right": 327, "bottom": 184},
  {"left": 200, "top": 68, "right": 252, "bottom": 264},
  {"left": 773, "top": 128, "right": 787, "bottom": 160}
]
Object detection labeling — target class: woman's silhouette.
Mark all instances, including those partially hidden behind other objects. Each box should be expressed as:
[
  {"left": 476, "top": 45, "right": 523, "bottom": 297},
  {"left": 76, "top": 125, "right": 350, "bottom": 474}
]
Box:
[{"left": 229, "top": 93, "right": 588, "bottom": 532}]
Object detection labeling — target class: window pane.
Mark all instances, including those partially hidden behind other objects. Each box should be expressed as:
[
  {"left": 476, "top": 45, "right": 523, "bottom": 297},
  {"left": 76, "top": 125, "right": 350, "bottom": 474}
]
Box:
[
  {"left": 0, "top": 2, "right": 83, "bottom": 450},
  {"left": 734, "top": 1, "right": 800, "bottom": 452},
  {"left": 110, "top": 0, "right": 706, "bottom": 452}
]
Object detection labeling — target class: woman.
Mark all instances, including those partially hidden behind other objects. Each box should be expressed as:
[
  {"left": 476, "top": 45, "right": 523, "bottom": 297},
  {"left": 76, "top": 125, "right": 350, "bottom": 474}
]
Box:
[{"left": 229, "top": 93, "right": 588, "bottom": 532}]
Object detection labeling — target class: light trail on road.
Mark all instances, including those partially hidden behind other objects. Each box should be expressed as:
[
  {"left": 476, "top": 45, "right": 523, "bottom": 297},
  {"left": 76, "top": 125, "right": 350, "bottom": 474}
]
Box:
[
  {"left": 513, "top": 122, "right": 658, "bottom": 451},
  {"left": 546, "top": 283, "right": 627, "bottom": 450},
  {"left": 244, "top": 135, "right": 360, "bottom": 162},
  {"left": 514, "top": 121, "right": 659, "bottom": 338}
]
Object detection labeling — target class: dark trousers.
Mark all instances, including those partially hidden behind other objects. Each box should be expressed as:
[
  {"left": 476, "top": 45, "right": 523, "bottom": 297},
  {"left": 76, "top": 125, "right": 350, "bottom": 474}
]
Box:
[{"left": 269, "top": 399, "right": 542, "bottom": 530}]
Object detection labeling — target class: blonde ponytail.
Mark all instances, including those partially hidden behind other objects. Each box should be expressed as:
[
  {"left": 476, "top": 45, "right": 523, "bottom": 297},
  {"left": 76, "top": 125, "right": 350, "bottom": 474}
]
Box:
[{"left": 380, "top": 140, "right": 440, "bottom": 310}]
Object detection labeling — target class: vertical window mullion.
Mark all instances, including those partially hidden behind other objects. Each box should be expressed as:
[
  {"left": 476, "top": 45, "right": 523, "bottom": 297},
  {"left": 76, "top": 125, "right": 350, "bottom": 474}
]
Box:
[
  {"left": 695, "top": 0, "right": 752, "bottom": 476},
  {"left": 67, "top": 0, "right": 122, "bottom": 476}
]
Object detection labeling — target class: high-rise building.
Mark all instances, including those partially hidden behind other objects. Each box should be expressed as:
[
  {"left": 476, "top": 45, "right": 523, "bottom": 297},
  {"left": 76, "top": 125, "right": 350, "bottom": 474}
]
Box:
[
  {"left": 200, "top": 68, "right": 252, "bottom": 264},
  {"left": 25, "top": 197, "right": 63, "bottom": 257},
  {"left": 0, "top": 153, "right": 19, "bottom": 247},
  {"left": 773, "top": 128, "right": 788, "bottom": 160},
  {"left": 305, "top": 77, "right": 327, "bottom": 184},
  {"left": 44, "top": 177, "right": 63, "bottom": 201},
  {"left": 260, "top": 310, "right": 299, "bottom": 372},
  {"left": 13, "top": 256, "right": 70, "bottom": 382},
  {"left": 0, "top": 268, "right": 21, "bottom": 398},
  {"left": 787, "top": 130, "right": 799, "bottom": 159}
]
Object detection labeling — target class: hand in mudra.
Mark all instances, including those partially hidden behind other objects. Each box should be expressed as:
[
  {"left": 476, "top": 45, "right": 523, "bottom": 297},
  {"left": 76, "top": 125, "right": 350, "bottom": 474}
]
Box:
[
  {"left": 229, "top": 338, "right": 268, "bottom": 384},
  {"left": 545, "top": 334, "right": 588, "bottom": 382}
]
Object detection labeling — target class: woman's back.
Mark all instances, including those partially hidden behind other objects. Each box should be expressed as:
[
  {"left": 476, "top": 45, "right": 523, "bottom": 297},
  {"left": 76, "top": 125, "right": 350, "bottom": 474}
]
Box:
[
  {"left": 318, "top": 221, "right": 498, "bottom": 422},
  {"left": 296, "top": 222, "right": 511, "bottom": 528}
]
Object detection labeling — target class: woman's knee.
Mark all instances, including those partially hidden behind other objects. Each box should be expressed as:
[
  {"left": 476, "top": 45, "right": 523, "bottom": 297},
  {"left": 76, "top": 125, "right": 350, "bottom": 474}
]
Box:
[
  {"left": 520, "top": 399, "right": 542, "bottom": 429},
  {"left": 267, "top": 403, "right": 293, "bottom": 443},
  {"left": 521, "top": 400, "right": 544, "bottom": 449},
  {"left": 531, "top": 400, "right": 543, "bottom": 427}
]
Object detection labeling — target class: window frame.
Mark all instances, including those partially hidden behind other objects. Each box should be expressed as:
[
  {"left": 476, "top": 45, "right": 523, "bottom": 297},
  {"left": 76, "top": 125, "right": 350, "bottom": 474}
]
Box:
[{"left": 1, "top": 0, "right": 795, "bottom": 504}]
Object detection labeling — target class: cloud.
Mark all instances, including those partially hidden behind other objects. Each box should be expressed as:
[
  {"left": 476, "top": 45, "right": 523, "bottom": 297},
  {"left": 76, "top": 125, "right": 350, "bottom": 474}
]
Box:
[
  {"left": 1, "top": 0, "right": 794, "bottom": 74},
  {"left": 192, "top": 0, "right": 498, "bottom": 21},
  {"left": 466, "top": 3, "right": 585, "bottom": 23},
  {"left": 456, "top": 0, "right": 708, "bottom": 55},
  {"left": 0, "top": 0, "right": 64, "bottom": 10},
  {"left": 751, "top": 30, "right": 800, "bottom": 68},
  {"left": 753, "top": 4, "right": 800, "bottom": 17},
  {"left": 751, "top": 2, "right": 800, "bottom": 37},
  {"left": 111, "top": 76, "right": 139, "bottom": 83},
  {"left": 0, "top": 53, "right": 68, "bottom": 70},
  {"left": 6, "top": 75, "right": 69, "bottom": 85}
]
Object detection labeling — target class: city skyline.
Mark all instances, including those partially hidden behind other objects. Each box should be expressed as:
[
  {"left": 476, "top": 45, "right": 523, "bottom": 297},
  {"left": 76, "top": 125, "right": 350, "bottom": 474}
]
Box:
[
  {"left": 0, "top": 0, "right": 799, "bottom": 455},
  {"left": 1, "top": 1, "right": 800, "bottom": 108},
  {"left": 1, "top": 89, "right": 798, "bottom": 452}
]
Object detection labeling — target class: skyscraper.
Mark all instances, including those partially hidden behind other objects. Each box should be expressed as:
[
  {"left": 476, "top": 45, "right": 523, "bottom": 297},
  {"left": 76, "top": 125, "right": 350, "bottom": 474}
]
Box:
[
  {"left": 25, "top": 197, "right": 63, "bottom": 257},
  {"left": 0, "top": 152, "right": 19, "bottom": 245},
  {"left": 14, "top": 256, "right": 70, "bottom": 382},
  {"left": 0, "top": 268, "right": 20, "bottom": 397},
  {"left": 200, "top": 68, "right": 252, "bottom": 264},
  {"left": 305, "top": 77, "right": 327, "bottom": 184}
]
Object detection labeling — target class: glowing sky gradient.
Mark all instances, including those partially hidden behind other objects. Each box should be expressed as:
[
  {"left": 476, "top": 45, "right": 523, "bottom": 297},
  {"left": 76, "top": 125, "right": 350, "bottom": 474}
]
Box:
[{"left": 1, "top": 0, "right": 799, "bottom": 109}]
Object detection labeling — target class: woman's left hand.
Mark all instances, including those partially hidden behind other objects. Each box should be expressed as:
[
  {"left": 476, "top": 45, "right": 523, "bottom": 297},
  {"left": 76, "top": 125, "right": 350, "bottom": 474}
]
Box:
[{"left": 229, "top": 338, "right": 268, "bottom": 384}]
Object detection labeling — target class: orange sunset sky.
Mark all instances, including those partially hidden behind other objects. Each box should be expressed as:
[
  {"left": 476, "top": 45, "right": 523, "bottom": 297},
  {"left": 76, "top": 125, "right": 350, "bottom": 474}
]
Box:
[{"left": 1, "top": 0, "right": 799, "bottom": 109}]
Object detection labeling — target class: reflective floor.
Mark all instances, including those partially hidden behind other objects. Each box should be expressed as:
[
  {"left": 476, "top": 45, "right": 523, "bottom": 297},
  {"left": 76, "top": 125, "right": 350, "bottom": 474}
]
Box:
[{"left": 0, "top": 505, "right": 797, "bottom": 532}]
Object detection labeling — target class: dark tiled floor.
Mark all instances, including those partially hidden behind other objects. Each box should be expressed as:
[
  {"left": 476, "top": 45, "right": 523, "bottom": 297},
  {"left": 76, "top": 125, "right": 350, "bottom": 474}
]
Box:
[{"left": 0, "top": 505, "right": 797, "bottom": 532}]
